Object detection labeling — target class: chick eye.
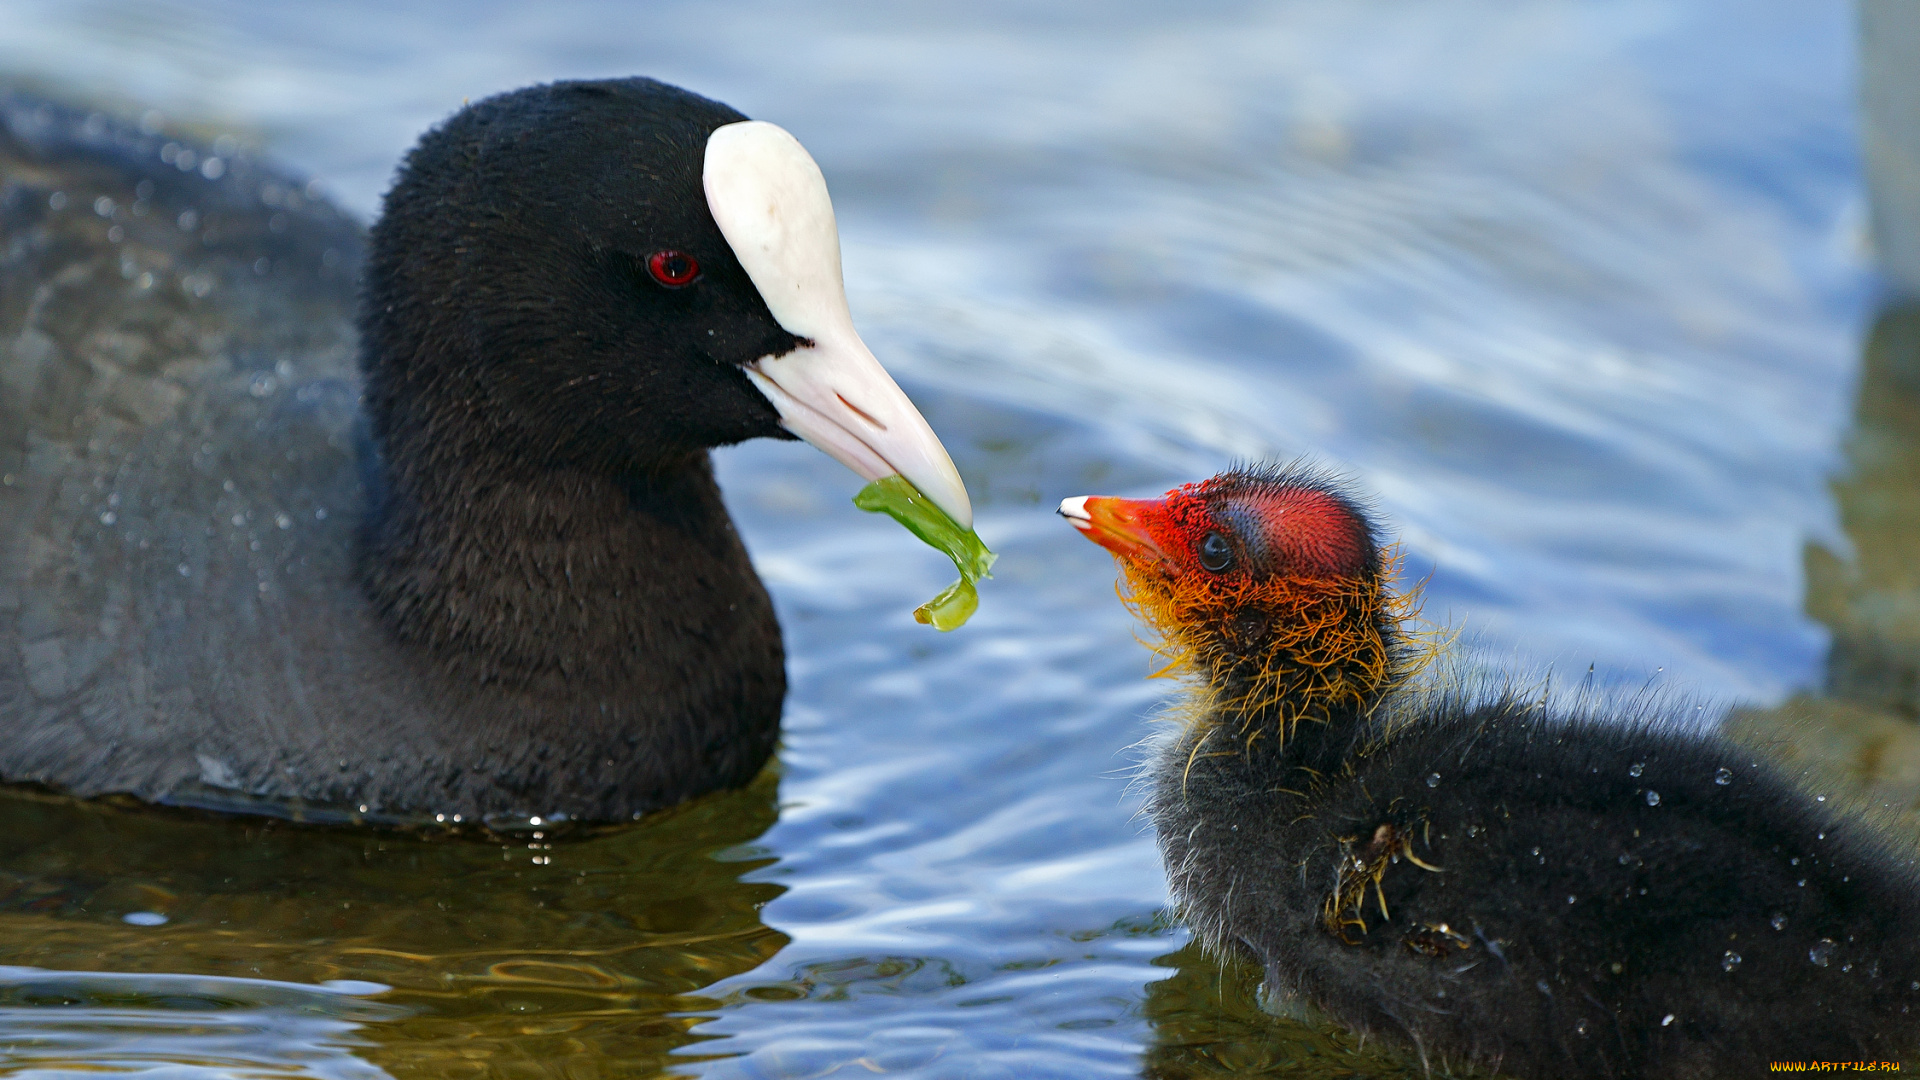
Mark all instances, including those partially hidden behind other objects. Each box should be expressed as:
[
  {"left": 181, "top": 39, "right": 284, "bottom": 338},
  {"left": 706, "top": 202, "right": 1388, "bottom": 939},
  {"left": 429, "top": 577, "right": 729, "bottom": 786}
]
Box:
[
  {"left": 1198, "top": 531, "right": 1234, "bottom": 572},
  {"left": 646, "top": 250, "right": 701, "bottom": 288}
]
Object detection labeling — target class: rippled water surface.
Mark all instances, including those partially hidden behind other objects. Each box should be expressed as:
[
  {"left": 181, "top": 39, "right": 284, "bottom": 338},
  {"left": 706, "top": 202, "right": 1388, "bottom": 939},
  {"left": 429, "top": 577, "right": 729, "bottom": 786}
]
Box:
[{"left": 0, "top": 0, "right": 1878, "bottom": 1075}]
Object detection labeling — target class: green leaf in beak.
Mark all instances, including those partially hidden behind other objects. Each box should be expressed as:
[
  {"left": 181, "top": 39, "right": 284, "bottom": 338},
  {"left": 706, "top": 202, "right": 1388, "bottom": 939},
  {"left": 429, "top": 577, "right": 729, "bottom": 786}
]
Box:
[{"left": 853, "top": 475, "right": 996, "bottom": 630}]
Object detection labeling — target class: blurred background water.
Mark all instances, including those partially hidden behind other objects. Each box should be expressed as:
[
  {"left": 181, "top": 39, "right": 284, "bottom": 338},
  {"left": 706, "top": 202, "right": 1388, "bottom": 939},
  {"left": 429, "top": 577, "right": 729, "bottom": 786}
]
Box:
[{"left": 0, "top": 0, "right": 1896, "bottom": 1076}]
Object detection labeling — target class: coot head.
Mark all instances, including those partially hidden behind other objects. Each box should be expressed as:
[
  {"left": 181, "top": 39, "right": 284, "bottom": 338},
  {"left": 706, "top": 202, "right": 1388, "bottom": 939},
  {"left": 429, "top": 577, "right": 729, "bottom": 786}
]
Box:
[
  {"left": 361, "top": 77, "right": 969, "bottom": 524},
  {"left": 1060, "top": 465, "right": 1402, "bottom": 731}
]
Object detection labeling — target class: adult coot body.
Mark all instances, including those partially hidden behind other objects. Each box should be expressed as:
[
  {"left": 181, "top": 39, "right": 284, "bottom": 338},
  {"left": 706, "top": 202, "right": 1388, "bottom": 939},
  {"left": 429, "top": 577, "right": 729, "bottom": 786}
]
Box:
[
  {"left": 0, "top": 80, "right": 971, "bottom": 825},
  {"left": 1062, "top": 466, "right": 1920, "bottom": 1077}
]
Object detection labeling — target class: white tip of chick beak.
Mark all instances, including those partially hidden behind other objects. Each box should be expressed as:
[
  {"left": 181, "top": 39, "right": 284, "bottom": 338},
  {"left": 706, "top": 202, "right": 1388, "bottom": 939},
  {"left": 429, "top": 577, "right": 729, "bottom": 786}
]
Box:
[
  {"left": 704, "top": 120, "right": 973, "bottom": 530},
  {"left": 1057, "top": 496, "right": 1092, "bottom": 528}
]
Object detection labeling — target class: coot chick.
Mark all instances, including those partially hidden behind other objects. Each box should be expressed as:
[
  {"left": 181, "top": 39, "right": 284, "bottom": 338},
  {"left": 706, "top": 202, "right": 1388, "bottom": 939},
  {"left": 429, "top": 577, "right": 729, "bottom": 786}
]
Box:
[
  {"left": 0, "top": 80, "right": 971, "bottom": 825},
  {"left": 1062, "top": 465, "right": 1920, "bottom": 1077}
]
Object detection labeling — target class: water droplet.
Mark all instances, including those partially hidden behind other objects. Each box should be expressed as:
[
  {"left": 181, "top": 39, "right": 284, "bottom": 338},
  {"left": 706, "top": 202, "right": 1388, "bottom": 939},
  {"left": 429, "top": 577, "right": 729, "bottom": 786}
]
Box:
[
  {"left": 315, "top": 507, "right": 329, "bottom": 520},
  {"left": 200, "top": 156, "right": 225, "bottom": 180},
  {"left": 47, "top": 191, "right": 67, "bottom": 210},
  {"left": 1531, "top": 847, "right": 1541, "bottom": 856},
  {"left": 1575, "top": 1019, "right": 1589, "bottom": 1036},
  {"left": 93, "top": 195, "right": 115, "bottom": 217},
  {"left": 1567, "top": 895, "right": 1577, "bottom": 904},
  {"left": 1629, "top": 763, "right": 1645, "bottom": 778},
  {"left": 1618, "top": 853, "right": 1631, "bottom": 865},
  {"left": 177, "top": 563, "right": 190, "bottom": 577},
  {"left": 1714, "top": 768, "right": 1733, "bottom": 786},
  {"left": 1817, "top": 832, "right": 1826, "bottom": 840},
  {"left": 1645, "top": 790, "right": 1660, "bottom": 806},
  {"left": 1426, "top": 773, "right": 1441, "bottom": 788},
  {"left": 1816, "top": 796, "right": 1827, "bottom": 804},
  {"left": 122, "top": 911, "right": 168, "bottom": 926},
  {"left": 1771, "top": 913, "right": 1788, "bottom": 931},
  {"left": 1722, "top": 951, "right": 1741, "bottom": 972},
  {"left": 1610, "top": 962, "right": 1624, "bottom": 974},
  {"left": 1660, "top": 1014, "right": 1674, "bottom": 1027},
  {"left": 99, "top": 511, "right": 116, "bottom": 525},
  {"left": 177, "top": 209, "right": 199, "bottom": 231},
  {"left": 1810, "top": 939, "right": 1836, "bottom": 967},
  {"left": 275, "top": 512, "right": 292, "bottom": 530}
]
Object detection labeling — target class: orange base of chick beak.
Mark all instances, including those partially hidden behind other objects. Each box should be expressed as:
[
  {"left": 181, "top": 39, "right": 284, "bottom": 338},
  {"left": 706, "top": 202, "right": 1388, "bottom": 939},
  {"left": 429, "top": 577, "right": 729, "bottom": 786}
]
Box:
[{"left": 1058, "top": 495, "right": 1174, "bottom": 573}]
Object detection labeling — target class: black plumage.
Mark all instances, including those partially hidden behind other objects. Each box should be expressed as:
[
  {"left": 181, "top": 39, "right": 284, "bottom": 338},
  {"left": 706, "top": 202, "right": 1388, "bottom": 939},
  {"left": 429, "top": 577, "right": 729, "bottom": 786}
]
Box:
[
  {"left": 0, "top": 79, "right": 938, "bottom": 824},
  {"left": 1066, "top": 465, "right": 1920, "bottom": 1077}
]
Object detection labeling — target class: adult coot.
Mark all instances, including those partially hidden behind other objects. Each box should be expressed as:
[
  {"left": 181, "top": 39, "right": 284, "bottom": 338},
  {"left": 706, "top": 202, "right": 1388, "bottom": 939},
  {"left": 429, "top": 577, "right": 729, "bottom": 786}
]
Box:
[
  {"left": 0, "top": 79, "right": 972, "bottom": 825},
  {"left": 1062, "top": 465, "right": 1920, "bottom": 1077}
]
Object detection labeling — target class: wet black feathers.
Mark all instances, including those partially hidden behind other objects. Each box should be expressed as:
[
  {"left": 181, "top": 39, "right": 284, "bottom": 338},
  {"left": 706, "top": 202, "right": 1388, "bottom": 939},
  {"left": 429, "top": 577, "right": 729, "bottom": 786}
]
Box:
[
  {"left": 1142, "top": 468, "right": 1920, "bottom": 1077},
  {"left": 0, "top": 81, "right": 809, "bottom": 822}
]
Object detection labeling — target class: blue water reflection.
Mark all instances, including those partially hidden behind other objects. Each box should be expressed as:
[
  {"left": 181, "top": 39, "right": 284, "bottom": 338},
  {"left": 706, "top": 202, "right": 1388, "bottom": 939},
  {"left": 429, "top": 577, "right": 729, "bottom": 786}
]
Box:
[{"left": 0, "top": 0, "right": 1872, "bottom": 1075}]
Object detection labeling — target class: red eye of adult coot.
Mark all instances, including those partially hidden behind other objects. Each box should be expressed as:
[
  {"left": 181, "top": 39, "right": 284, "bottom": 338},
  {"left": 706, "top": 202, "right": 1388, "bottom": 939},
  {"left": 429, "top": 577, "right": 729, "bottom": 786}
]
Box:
[{"left": 646, "top": 250, "right": 701, "bottom": 288}]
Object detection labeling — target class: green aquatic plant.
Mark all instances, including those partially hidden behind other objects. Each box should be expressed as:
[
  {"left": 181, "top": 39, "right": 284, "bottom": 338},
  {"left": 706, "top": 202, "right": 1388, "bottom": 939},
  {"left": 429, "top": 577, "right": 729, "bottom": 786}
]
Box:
[{"left": 854, "top": 475, "right": 996, "bottom": 630}]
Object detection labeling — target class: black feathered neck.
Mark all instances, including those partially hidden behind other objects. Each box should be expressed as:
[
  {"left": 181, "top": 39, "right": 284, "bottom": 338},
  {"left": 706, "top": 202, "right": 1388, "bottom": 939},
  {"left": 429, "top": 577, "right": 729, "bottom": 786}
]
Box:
[{"left": 355, "top": 78, "right": 800, "bottom": 682}]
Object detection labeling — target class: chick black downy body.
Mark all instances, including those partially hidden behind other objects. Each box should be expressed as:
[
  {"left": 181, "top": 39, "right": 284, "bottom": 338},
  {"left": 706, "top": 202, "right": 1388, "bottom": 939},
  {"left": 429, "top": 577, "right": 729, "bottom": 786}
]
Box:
[{"left": 1064, "top": 464, "right": 1920, "bottom": 1078}]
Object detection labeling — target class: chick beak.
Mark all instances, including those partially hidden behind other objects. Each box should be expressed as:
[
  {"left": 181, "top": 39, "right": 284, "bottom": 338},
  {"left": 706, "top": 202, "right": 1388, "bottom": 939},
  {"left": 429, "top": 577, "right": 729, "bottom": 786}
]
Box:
[
  {"left": 1058, "top": 495, "right": 1174, "bottom": 573},
  {"left": 705, "top": 120, "right": 972, "bottom": 529}
]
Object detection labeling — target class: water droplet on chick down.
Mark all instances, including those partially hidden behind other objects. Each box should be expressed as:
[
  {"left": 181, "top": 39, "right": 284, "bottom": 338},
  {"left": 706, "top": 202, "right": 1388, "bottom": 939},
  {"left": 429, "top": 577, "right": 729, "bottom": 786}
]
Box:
[
  {"left": 1714, "top": 767, "right": 1732, "bottom": 785},
  {"left": 1645, "top": 790, "right": 1660, "bottom": 806},
  {"left": 1426, "top": 773, "right": 1440, "bottom": 788},
  {"left": 1722, "top": 951, "right": 1741, "bottom": 972},
  {"left": 1810, "top": 940, "right": 1836, "bottom": 967},
  {"left": 1771, "top": 913, "right": 1788, "bottom": 931},
  {"left": 1629, "top": 763, "right": 1645, "bottom": 777}
]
